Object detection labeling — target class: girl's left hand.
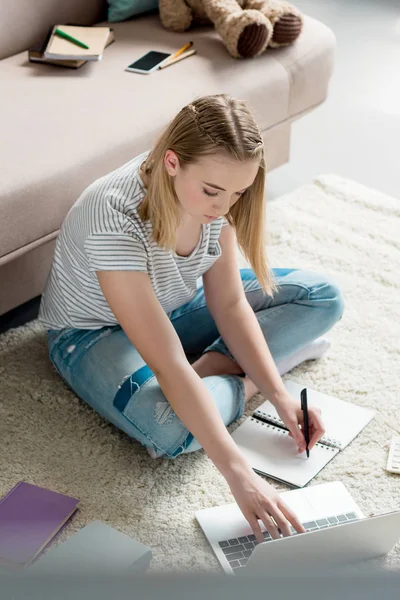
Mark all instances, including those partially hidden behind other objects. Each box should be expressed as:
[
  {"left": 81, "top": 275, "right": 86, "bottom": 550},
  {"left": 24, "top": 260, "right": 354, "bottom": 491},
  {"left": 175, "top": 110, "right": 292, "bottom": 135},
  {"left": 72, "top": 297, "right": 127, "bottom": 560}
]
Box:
[{"left": 273, "top": 391, "right": 326, "bottom": 453}]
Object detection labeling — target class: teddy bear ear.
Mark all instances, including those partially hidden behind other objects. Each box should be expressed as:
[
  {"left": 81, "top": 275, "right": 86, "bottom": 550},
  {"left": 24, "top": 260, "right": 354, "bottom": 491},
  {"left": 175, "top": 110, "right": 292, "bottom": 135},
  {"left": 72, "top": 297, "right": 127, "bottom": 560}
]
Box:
[{"left": 272, "top": 14, "right": 303, "bottom": 45}]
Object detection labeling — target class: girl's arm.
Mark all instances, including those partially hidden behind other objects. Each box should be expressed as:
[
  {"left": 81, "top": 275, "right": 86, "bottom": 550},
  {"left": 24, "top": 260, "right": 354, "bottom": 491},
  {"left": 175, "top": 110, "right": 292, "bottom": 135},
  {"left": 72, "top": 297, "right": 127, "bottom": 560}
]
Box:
[
  {"left": 96, "top": 269, "right": 248, "bottom": 476},
  {"left": 202, "top": 225, "right": 325, "bottom": 454},
  {"left": 202, "top": 224, "right": 288, "bottom": 405},
  {"left": 97, "top": 269, "right": 307, "bottom": 543}
]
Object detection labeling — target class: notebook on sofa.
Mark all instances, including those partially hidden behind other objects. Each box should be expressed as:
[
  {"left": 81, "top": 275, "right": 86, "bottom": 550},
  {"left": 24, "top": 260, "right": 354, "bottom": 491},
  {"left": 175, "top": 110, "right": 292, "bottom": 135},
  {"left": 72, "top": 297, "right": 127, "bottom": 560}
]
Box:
[
  {"left": 231, "top": 380, "right": 376, "bottom": 488},
  {"left": 0, "top": 482, "right": 79, "bottom": 569},
  {"left": 29, "top": 26, "right": 115, "bottom": 68},
  {"left": 44, "top": 25, "right": 111, "bottom": 61}
]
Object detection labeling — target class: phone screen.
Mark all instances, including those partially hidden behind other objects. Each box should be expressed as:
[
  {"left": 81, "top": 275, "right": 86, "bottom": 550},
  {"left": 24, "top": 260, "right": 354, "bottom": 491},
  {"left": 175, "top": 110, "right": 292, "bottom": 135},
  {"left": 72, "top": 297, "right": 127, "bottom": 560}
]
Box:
[{"left": 127, "top": 51, "right": 171, "bottom": 71}]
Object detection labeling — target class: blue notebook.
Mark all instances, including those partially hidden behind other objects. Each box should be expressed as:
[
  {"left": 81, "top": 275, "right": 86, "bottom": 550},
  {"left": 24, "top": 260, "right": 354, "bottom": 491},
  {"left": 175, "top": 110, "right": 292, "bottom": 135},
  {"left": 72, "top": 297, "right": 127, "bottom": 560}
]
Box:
[{"left": 30, "top": 520, "right": 152, "bottom": 574}]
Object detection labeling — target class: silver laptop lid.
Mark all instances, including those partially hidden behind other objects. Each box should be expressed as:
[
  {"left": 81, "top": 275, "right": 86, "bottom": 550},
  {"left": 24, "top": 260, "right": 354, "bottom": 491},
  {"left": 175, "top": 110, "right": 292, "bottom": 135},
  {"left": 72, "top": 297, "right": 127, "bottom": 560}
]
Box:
[{"left": 241, "top": 510, "right": 400, "bottom": 576}]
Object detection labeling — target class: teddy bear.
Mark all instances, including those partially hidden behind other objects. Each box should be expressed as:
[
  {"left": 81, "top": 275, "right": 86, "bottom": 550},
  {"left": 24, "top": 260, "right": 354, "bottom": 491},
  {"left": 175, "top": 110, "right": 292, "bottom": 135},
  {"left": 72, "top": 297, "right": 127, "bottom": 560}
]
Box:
[{"left": 159, "top": 0, "right": 304, "bottom": 59}]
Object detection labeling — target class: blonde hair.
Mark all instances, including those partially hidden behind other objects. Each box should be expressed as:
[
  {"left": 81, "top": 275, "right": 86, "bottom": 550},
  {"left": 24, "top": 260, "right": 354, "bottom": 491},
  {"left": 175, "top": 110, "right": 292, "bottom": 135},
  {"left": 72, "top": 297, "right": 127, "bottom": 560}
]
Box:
[{"left": 139, "top": 93, "right": 278, "bottom": 296}]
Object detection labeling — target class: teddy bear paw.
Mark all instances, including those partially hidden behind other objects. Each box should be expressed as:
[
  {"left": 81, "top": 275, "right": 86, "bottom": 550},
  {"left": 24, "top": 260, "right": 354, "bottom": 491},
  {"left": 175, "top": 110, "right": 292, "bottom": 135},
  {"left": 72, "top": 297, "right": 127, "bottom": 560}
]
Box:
[
  {"left": 269, "top": 13, "right": 303, "bottom": 47},
  {"left": 238, "top": 22, "right": 271, "bottom": 58},
  {"left": 224, "top": 9, "right": 273, "bottom": 58}
]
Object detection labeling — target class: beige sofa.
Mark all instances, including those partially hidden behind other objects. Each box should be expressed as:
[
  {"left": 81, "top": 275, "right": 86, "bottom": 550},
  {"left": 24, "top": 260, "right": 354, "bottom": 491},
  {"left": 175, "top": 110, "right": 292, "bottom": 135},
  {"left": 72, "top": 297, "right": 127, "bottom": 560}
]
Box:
[{"left": 0, "top": 0, "right": 336, "bottom": 317}]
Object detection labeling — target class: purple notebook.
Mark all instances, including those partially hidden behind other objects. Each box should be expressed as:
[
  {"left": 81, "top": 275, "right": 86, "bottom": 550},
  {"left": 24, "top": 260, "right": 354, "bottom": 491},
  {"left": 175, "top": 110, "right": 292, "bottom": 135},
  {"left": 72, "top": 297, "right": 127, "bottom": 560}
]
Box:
[{"left": 0, "top": 481, "right": 79, "bottom": 569}]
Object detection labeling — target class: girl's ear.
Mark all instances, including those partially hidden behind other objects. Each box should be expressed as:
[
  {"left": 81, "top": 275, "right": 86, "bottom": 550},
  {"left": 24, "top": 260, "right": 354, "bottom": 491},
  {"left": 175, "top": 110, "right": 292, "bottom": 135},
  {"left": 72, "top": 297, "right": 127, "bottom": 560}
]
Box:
[{"left": 164, "top": 149, "right": 180, "bottom": 176}]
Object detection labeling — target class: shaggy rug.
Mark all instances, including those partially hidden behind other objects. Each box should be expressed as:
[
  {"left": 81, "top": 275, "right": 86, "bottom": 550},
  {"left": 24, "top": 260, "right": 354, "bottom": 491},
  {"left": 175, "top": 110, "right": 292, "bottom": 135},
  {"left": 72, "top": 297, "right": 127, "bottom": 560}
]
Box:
[{"left": 0, "top": 174, "right": 399, "bottom": 574}]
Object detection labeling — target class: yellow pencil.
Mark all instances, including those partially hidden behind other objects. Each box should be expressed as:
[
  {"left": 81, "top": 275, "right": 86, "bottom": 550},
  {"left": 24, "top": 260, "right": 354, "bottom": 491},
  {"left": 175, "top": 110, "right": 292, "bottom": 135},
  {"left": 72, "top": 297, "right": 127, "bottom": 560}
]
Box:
[
  {"left": 167, "top": 41, "right": 193, "bottom": 63},
  {"left": 158, "top": 49, "right": 197, "bottom": 69}
]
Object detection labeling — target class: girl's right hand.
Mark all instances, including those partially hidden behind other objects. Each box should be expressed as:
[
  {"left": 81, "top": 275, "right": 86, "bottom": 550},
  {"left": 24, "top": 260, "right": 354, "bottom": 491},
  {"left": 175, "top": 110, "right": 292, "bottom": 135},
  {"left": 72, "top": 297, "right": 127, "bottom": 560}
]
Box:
[{"left": 225, "top": 465, "right": 306, "bottom": 544}]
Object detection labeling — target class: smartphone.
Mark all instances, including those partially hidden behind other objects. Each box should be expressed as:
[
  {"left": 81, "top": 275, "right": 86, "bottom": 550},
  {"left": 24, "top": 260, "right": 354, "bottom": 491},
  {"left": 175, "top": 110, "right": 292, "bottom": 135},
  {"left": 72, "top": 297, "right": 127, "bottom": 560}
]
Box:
[{"left": 125, "top": 51, "right": 172, "bottom": 74}]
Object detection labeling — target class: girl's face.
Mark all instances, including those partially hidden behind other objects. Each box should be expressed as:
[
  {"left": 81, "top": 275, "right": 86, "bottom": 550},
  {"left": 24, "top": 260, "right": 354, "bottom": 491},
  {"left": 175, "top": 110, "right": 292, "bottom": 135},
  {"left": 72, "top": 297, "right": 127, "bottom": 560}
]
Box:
[{"left": 163, "top": 150, "right": 260, "bottom": 224}]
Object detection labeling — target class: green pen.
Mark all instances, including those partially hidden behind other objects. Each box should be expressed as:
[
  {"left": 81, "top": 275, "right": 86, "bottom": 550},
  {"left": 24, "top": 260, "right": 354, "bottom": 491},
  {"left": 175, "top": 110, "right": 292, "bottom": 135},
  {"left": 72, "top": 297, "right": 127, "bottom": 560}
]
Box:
[{"left": 54, "top": 28, "right": 89, "bottom": 49}]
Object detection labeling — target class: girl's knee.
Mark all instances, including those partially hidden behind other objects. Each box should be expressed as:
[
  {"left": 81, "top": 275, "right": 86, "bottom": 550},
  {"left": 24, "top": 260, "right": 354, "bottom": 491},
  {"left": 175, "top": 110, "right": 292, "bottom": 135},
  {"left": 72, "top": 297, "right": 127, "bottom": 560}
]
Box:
[
  {"left": 112, "top": 369, "right": 245, "bottom": 460},
  {"left": 310, "top": 275, "right": 345, "bottom": 323},
  {"left": 113, "top": 367, "right": 191, "bottom": 458}
]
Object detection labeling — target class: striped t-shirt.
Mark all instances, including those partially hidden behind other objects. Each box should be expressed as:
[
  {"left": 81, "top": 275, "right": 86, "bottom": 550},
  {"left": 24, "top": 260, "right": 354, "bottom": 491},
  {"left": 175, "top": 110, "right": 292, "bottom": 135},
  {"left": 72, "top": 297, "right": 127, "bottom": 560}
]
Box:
[{"left": 39, "top": 151, "right": 227, "bottom": 330}]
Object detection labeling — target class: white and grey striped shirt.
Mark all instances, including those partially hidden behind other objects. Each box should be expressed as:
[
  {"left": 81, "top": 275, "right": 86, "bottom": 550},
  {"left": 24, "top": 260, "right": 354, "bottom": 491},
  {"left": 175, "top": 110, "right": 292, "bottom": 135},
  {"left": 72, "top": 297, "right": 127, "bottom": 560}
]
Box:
[{"left": 39, "top": 151, "right": 227, "bottom": 330}]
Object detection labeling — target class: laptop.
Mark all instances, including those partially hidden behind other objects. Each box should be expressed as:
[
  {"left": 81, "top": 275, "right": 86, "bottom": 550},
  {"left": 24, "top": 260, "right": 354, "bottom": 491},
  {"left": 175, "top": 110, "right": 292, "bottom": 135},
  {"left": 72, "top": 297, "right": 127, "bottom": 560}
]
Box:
[{"left": 195, "top": 481, "right": 400, "bottom": 576}]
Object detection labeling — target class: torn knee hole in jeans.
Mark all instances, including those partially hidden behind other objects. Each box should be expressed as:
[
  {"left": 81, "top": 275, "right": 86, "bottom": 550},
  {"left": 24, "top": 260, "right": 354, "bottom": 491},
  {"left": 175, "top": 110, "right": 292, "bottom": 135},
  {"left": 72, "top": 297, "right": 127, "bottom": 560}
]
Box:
[
  {"left": 115, "top": 365, "right": 174, "bottom": 427},
  {"left": 154, "top": 401, "right": 174, "bottom": 426},
  {"left": 119, "top": 373, "right": 140, "bottom": 397}
]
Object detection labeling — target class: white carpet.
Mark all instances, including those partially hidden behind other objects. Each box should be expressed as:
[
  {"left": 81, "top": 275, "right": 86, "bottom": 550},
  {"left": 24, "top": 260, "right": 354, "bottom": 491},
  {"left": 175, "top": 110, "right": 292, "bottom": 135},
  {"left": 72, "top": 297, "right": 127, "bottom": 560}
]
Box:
[{"left": 0, "top": 174, "right": 399, "bottom": 574}]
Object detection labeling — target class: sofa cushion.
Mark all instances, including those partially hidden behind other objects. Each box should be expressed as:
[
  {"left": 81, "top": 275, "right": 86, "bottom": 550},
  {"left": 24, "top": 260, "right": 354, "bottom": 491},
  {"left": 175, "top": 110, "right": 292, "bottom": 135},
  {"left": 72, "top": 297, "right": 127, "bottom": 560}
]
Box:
[
  {"left": 0, "top": 13, "right": 335, "bottom": 263},
  {"left": 107, "top": 0, "right": 158, "bottom": 23}
]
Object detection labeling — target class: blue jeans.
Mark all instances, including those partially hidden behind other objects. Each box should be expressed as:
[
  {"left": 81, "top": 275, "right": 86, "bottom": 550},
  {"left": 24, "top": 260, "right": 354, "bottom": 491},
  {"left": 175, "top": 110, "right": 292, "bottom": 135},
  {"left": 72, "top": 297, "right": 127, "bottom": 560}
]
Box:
[{"left": 47, "top": 268, "right": 344, "bottom": 459}]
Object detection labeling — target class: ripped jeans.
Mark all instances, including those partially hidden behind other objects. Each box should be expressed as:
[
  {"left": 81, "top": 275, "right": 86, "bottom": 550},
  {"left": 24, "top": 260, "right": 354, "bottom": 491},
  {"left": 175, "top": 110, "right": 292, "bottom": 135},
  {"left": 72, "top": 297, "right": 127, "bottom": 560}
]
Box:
[{"left": 47, "top": 268, "right": 345, "bottom": 459}]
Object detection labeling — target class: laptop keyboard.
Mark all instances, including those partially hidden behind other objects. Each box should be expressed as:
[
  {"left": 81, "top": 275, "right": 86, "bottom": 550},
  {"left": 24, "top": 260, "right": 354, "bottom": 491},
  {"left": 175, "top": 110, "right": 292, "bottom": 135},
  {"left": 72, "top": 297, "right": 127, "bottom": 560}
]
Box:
[{"left": 218, "top": 512, "right": 359, "bottom": 573}]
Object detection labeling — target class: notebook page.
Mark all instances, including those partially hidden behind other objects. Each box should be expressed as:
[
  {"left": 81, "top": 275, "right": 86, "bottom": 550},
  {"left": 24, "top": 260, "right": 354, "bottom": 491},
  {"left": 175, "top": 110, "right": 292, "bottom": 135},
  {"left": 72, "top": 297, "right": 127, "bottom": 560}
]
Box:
[
  {"left": 231, "top": 418, "right": 339, "bottom": 488},
  {"left": 257, "top": 379, "right": 375, "bottom": 450}
]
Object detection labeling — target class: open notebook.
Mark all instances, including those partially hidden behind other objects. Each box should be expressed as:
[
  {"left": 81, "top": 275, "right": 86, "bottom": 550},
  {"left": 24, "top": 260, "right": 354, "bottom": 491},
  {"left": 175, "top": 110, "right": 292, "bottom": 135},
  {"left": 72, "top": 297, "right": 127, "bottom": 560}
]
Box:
[{"left": 231, "top": 380, "right": 375, "bottom": 488}]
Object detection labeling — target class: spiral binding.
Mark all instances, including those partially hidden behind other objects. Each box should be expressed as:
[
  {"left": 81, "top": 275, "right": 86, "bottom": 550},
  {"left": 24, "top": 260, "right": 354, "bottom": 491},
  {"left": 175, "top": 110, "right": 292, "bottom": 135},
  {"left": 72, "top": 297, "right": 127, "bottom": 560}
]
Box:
[{"left": 252, "top": 410, "right": 342, "bottom": 451}]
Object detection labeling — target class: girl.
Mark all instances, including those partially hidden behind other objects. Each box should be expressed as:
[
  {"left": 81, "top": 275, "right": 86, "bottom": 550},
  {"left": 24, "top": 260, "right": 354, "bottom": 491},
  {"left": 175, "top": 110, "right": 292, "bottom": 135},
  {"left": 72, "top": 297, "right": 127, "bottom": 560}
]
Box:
[{"left": 39, "top": 94, "right": 344, "bottom": 545}]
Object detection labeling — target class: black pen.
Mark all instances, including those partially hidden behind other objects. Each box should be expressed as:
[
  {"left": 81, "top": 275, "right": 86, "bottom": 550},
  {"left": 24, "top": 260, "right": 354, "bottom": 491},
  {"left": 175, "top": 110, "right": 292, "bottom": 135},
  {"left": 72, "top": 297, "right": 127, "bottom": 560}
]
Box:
[{"left": 301, "top": 387, "right": 310, "bottom": 458}]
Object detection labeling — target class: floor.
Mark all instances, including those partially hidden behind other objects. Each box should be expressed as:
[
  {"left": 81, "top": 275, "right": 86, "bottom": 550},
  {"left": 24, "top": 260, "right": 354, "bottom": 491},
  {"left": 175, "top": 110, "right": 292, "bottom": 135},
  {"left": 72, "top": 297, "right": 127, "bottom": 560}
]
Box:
[
  {"left": 267, "top": 0, "right": 400, "bottom": 200},
  {"left": 1, "top": 0, "right": 398, "bottom": 334},
  {"left": 3, "top": 171, "right": 399, "bottom": 574}
]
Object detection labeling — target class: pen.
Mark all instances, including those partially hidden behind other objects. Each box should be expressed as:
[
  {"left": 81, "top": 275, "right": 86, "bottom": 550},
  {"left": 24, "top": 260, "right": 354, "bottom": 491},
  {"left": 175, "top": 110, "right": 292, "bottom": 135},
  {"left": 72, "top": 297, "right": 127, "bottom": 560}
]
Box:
[
  {"left": 55, "top": 28, "right": 89, "bottom": 49},
  {"left": 301, "top": 387, "right": 310, "bottom": 458},
  {"left": 158, "top": 49, "right": 197, "bottom": 69},
  {"left": 166, "top": 41, "right": 193, "bottom": 63}
]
